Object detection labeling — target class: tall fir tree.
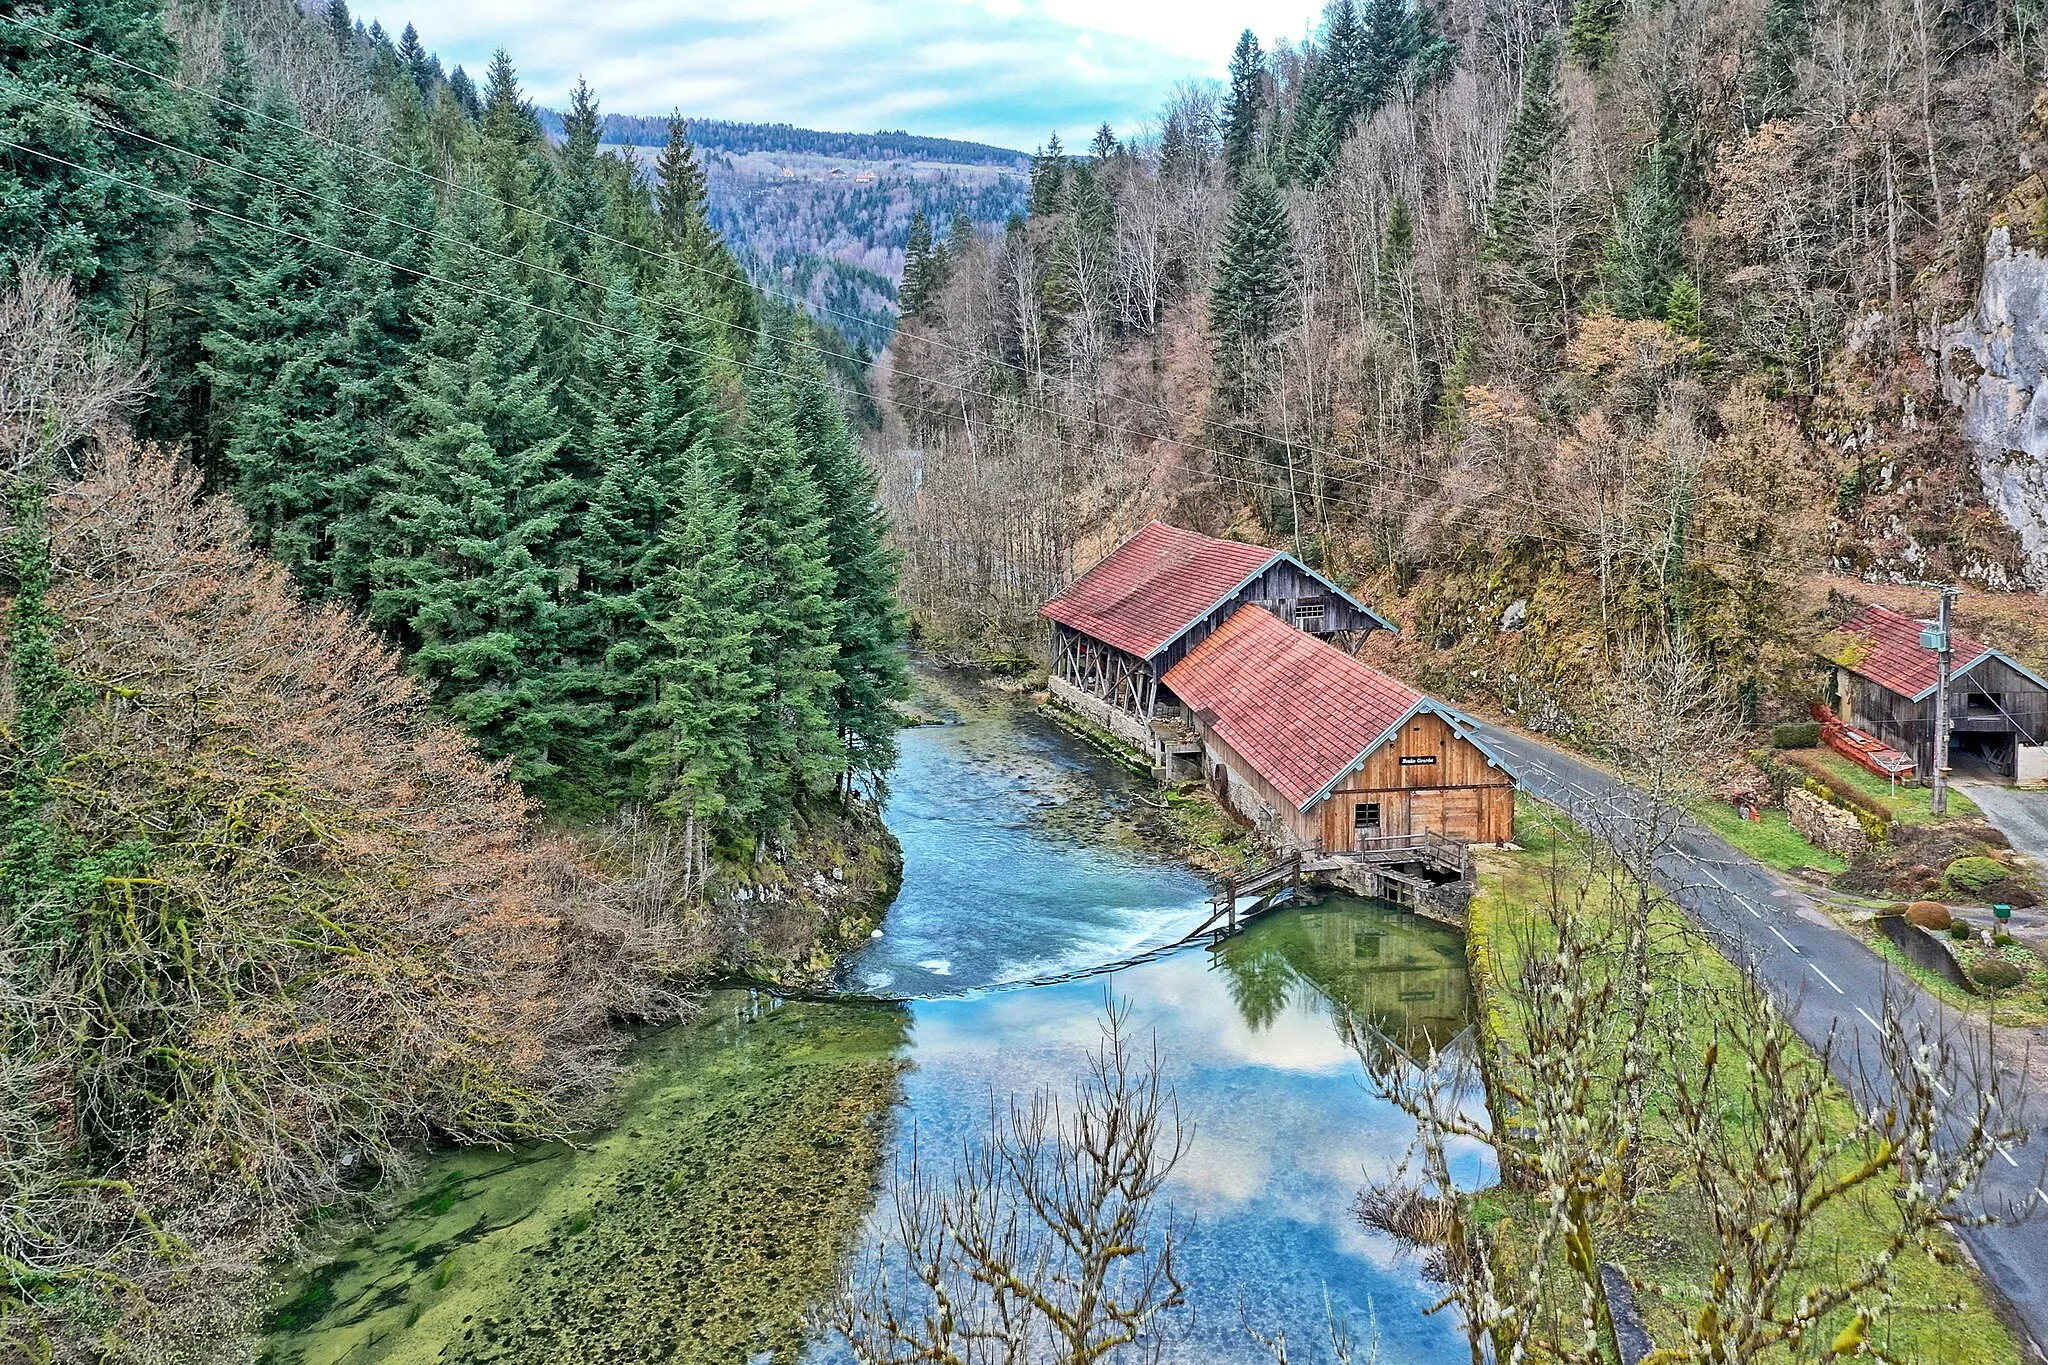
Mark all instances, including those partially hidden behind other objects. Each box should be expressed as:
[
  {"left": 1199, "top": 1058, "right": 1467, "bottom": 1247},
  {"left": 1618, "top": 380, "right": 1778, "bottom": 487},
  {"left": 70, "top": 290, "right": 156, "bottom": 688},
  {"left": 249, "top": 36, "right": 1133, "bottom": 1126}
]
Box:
[
  {"left": 786, "top": 356, "right": 907, "bottom": 788},
  {"left": 1599, "top": 142, "right": 1684, "bottom": 320},
  {"left": 1221, "top": 30, "right": 1268, "bottom": 179},
  {"left": 726, "top": 333, "right": 844, "bottom": 824},
  {"left": 1211, "top": 172, "right": 1297, "bottom": 356},
  {"left": 1745, "top": 0, "right": 1810, "bottom": 125},
  {"left": 1484, "top": 34, "right": 1570, "bottom": 324},
  {"left": 1028, "top": 134, "right": 1068, "bottom": 216},
  {"left": 900, "top": 209, "right": 935, "bottom": 319},
  {"left": 0, "top": 0, "right": 192, "bottom": 320},
  {"left": 630, "top": 446, "right": 766, "bottom": 833},
  {"left": 364, "top": 174, "right": 577, "bottom": 790},
  {"left": 201, "top": 85, "right": 357, "bottom": 569}
]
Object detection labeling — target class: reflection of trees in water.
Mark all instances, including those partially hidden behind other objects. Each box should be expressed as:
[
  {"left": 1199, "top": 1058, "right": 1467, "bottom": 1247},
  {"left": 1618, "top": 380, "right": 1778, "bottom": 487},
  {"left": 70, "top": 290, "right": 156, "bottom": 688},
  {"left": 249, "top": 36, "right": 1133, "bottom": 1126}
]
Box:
[{"left": 1214, "top": 900, "right": 1472, "bottom": 1062}]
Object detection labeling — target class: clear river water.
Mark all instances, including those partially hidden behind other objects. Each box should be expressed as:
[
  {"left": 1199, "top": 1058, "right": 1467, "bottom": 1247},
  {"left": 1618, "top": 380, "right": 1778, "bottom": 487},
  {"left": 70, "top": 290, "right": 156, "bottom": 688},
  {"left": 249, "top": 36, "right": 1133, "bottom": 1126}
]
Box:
[{"left": 259, "top": 669, "right": 1488, "bottom": 1365}]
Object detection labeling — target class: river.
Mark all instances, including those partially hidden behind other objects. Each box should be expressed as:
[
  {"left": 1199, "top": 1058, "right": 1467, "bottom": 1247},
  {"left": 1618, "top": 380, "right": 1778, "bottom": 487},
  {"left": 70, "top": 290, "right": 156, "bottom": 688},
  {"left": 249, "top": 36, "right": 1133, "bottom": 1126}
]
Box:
[{"left": 259, "top": 669, "right": 1489, "bottom": 1365}]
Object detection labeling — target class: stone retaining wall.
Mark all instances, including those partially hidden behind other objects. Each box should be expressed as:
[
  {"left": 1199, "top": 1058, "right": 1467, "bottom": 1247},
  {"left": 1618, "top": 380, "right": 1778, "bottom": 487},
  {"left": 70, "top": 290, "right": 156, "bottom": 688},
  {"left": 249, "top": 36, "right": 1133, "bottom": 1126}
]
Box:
[
  {"left": 1046, "top": 676, "right": 1162, "bottom": 764},
  {"left": 1787, "top": 787, "right": 1870, "bottom": 859}
]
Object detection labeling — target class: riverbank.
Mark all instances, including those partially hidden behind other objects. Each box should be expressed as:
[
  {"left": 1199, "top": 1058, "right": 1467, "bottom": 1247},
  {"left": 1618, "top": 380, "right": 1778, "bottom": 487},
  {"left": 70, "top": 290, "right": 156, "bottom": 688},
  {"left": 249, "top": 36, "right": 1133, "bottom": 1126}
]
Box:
[{"left": 1461, "top": 806, "right": 2019, "bottom": 1362}]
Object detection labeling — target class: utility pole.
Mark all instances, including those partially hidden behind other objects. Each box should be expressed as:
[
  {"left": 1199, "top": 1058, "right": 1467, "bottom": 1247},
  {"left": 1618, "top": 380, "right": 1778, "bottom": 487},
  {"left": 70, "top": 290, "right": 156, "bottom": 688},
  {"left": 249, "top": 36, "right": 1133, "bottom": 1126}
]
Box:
[{"left": 1930, "top": 585, "right": 1959, "bottom": 815}]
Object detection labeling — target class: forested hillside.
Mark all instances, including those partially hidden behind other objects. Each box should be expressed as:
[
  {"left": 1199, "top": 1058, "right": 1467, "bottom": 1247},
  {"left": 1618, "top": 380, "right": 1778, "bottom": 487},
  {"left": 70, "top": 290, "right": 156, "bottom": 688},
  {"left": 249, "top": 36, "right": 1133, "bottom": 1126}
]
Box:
[
  {"left": 0, "top": 0, "right": 905, "bottom": 1357},
  {"left": 881, "top": 0, "right": 2048, "bottom": 728}
]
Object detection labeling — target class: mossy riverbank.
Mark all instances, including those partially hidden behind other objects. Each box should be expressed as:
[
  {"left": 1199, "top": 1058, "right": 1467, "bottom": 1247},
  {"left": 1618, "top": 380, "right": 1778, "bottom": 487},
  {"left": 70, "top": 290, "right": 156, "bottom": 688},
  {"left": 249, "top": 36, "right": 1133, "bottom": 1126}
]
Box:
[{"left": 259, "top": 996, "right": 909, "bottom": 1365}]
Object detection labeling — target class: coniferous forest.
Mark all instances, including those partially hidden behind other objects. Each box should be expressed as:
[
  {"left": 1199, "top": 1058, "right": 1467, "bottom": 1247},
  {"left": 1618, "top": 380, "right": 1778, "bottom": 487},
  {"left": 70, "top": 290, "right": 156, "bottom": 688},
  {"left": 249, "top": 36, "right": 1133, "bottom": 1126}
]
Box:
[{"left": 1, "top": 0, "right": 905, "bottom": 1355}]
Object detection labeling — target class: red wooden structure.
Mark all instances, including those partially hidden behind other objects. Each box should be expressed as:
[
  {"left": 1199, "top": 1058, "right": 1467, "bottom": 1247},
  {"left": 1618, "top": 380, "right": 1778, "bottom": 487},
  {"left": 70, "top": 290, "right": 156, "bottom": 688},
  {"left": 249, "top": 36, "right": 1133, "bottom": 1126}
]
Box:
[{"left": 1810, "top": 703, "right": 1915, "bottom": 781}]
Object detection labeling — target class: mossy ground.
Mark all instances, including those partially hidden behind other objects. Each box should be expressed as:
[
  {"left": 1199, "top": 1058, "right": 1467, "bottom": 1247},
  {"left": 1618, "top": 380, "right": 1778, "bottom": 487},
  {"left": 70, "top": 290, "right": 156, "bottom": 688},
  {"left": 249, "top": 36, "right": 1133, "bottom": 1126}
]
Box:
[
  {"left": 259, "top": 995, "right": 908, "bottom": 1365},
  {"left": 1466, "top": 804, "right": 2020, "bottom": 1364}
]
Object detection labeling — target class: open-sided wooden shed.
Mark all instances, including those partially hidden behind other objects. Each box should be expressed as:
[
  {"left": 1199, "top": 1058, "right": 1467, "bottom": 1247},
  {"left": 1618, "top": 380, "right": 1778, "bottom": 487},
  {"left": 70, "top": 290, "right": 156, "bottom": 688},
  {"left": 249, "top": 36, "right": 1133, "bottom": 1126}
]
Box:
[
  {"left": 1825, "top": 604, "right": 2048, "bottom": 783},
  {"left": 1161, "top": 604, "right": 1516, "bottom": 851},
  {"left": 1041, "top": 522, "right": 1394, "bottom": 732}
]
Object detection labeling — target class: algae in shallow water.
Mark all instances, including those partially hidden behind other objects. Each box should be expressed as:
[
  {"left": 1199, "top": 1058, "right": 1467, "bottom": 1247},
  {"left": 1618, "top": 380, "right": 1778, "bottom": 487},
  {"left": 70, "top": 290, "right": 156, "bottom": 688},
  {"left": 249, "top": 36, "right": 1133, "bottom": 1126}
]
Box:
[{"left": 260, "top": 995, "right": 908, "bottom": 1365}]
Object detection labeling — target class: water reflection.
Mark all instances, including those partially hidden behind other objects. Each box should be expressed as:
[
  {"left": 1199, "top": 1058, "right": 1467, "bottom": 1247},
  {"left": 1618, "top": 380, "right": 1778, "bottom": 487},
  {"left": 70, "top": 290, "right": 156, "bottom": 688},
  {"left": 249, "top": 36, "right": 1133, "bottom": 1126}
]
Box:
[{"left": 1214, "top": 897, "right": 1473, "bottom": 1068}]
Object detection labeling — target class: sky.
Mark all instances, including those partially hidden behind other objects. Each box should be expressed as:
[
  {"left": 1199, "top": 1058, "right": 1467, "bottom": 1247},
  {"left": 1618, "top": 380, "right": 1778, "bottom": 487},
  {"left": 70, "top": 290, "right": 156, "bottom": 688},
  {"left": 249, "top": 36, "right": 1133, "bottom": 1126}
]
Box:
[{"left": 363, "top": 0, "right": 1329, "bottom": 151}]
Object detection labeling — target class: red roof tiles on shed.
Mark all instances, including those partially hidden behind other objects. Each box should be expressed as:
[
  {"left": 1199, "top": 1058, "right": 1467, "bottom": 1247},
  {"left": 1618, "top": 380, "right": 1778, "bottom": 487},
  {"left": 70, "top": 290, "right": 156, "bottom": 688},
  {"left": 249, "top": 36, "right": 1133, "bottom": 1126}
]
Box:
[
  {"left": 1040, "top": 522, "right": 1283, "bottom": 659},
  {"left": 1163, "top": 605, "right": 1461, "bottom": 811},
  {"left": 1832, "top": 605, "right": 1991, "bottom": 701}
]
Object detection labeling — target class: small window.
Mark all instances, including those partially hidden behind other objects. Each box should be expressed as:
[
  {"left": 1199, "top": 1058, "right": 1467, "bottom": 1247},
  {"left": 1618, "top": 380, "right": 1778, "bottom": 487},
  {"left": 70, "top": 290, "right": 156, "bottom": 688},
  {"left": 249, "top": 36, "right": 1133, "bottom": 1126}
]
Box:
[
  {"left": 1354, "top": 801, "right": 1381, "bottom": 831},
  {"left": 1294, "top": 598, "right": 1327, "bottom": 628}
]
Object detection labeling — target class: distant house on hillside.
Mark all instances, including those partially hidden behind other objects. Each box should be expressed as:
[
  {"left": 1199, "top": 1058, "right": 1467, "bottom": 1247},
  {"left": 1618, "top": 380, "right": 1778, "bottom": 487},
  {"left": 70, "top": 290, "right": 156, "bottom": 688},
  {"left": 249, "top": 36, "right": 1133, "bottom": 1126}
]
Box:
[
  {"left": 1163, "top": 605, "right": 1516, "bottom": 851},
  {"left": 1823, "top": 604, "right": 2048, "bottom": 782},
  {"left": 1040, "top": 522, "right": 1394, "bottom": 764}
]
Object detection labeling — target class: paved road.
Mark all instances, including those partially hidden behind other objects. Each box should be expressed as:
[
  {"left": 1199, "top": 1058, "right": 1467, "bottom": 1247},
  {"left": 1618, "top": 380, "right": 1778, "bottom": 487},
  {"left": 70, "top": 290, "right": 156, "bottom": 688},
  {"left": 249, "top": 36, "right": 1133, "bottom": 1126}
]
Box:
[
  {"left": 1474, "top": 725, "right": 2048, "bottom": 1361},
  {"left": 1961, "top": 780, "right": 2048, "bottom": 870}
]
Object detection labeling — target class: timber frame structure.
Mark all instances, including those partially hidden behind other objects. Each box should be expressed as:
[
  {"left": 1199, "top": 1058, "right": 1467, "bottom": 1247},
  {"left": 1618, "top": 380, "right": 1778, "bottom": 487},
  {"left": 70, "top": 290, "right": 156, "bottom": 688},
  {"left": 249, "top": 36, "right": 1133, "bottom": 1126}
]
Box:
[{"left": 1042, "top": 522, "right": 1395, "bottom": 727}]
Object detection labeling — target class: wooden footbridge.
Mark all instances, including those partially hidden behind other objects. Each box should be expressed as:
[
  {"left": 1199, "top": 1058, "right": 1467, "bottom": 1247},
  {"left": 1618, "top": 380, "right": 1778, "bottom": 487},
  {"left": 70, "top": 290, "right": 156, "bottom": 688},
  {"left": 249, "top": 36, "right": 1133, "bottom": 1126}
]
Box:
[{"left": 1194, "top": 832, "right": 1474, "bottom": 941}]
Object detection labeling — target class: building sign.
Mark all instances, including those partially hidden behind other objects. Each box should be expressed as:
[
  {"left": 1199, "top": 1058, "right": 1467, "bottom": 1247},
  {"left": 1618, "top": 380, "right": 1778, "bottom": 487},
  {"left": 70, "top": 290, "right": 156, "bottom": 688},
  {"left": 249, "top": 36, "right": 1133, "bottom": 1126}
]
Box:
[{"left": 1400, "top": 755, "right": 1438, "bottom": 766}]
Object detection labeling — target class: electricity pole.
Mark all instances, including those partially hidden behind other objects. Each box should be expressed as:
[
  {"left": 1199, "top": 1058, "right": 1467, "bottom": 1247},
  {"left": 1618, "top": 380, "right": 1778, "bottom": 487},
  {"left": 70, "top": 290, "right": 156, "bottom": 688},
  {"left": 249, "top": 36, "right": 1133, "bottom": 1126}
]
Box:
[{"left": 1930, "top": 585, "right": 1958, "bottom": 815}]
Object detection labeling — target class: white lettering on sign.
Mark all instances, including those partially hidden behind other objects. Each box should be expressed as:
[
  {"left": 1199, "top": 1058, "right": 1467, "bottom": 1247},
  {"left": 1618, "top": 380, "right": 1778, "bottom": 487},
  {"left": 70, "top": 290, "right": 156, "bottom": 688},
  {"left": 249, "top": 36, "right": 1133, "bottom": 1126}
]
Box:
[{"left": 1399, "top": 755, "right": 1438, "bottom": 766}]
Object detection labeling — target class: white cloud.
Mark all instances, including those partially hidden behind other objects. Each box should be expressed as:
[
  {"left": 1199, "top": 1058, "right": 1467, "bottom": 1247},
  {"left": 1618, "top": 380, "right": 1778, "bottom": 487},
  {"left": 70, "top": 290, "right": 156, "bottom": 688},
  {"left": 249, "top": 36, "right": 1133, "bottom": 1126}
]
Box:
[{"left": 363, "top": 0, "right": 1326, "bottom": 148}]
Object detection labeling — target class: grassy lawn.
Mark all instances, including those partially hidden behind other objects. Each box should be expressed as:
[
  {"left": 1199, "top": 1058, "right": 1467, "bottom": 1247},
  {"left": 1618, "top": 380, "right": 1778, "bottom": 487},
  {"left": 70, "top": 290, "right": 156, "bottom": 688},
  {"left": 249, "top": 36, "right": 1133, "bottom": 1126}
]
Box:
[
  {"left": 1784, "top": 747, "right": 1980, "bottom": 824},
  {"left": 1466, "top": 808, "right": 2019, "bottom": 1365},
  {"left": 1690, "top": 797, "right": 1848, "bottom": 877}
]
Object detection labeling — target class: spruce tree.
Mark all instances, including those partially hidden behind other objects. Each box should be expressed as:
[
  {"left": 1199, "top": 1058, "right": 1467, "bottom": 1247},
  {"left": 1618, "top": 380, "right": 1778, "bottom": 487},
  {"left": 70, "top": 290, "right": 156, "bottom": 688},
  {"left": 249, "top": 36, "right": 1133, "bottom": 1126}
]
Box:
[
  {"left": 364, "top": 175, "right": 577, "bottom": 789},
  {"left": 555, "top": 79, "right": 607, "bottom": 287},
  {"left": 726, "top": 334, "right": 844, "bottom": 824},
  {"left": 1029, "top": 134, "right": 1068, "bottom": 216},
  {"left": 397, "top": 23, "right": 432, "bottom": 92},
  {"left": 1746, "top": 0, "right": 1809, "bottom": 125},
  {"left": 655, "top": 112, "right": 709, "bottom": 244},
  {"left": 1211, "top": 172, "right": 1297, "bottom": 355},
  {"left": 447, "top": 65, "right": 483, "bottom": 119},
  {"left": 0, "top": 0, "right": 191, "bottom": 319},
  {"left": 631, "top": 446, "right": 766, "bottom": 832},
  {"left": 1090, "top": 123, "right": 1120, "bottom": 161},
  {"left": 1222, "top": 30, "right": 1268, "bottom": 179},
  {"left": 323, "top": 0, "right": 353, "bottom": 52},
  {"left": 900, "top": 209, "right": 935, "bottom": 319},
  {"left": 1598, "top": 143, "right": 1684, "bottom": 320},
  {"left": 1484, "top": 34, "right": 1571, "bottom": 325},
  {"left": 787, "top": 357, "right": 907, "bottom": 788},
  {"left": 202, "top": 86, "right": 356, "bottom": 568}
]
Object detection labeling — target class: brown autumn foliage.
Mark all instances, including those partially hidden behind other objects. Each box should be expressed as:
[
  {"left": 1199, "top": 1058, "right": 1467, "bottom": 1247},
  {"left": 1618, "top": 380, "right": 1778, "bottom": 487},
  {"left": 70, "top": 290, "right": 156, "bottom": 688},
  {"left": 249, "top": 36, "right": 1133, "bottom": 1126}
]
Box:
[{"left": 4, "top": 435, "right": 713, "bottom": 1359}]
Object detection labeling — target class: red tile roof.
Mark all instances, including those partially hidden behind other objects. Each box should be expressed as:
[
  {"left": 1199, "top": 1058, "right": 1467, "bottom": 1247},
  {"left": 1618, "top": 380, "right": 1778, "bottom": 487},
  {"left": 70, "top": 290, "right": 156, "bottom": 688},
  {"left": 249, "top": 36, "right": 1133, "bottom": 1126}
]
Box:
[
  {"left": 1163, "top": 605, "right": 1447, "bottom": 811},
  {"left": 1831, "top": 605, "right": 1992, "bottom": 701},
  {"left": 1041, "top": 522, "right": 1283, "bottom": 659}
]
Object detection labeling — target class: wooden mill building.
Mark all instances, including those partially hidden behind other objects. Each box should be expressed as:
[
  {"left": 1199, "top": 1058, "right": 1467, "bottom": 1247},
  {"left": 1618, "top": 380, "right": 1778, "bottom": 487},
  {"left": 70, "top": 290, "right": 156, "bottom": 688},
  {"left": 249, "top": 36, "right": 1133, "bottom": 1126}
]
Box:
[
  {"left": 1040, "top": 522, "right": 1394, "bottom": 764},
  {"left": 1162, "top": 604, "right": 1517, "bottom": 852},
  {"left": 1826, "top": 604, "right": 2048, "bottom": 783}
]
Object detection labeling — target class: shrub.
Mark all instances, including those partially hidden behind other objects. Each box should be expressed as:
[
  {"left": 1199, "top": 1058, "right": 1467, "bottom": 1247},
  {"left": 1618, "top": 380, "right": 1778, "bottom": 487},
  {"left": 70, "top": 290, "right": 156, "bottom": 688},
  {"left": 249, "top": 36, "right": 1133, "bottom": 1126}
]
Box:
[
  {"left": 1968, "top": 957, "right": 2026, "bottom": 992},
  {"left": 1950, "top": 920, "right": 1975, "bottom": 942},
  {"left": 1904, "top": 901, "right": 1952, "bottom": 930},
  {"left": 1943, "top": 856, "right": 2013, "bottom": 897},
  {"left": 1771, "top": 721, "right": 1822, "bottom": 749}
]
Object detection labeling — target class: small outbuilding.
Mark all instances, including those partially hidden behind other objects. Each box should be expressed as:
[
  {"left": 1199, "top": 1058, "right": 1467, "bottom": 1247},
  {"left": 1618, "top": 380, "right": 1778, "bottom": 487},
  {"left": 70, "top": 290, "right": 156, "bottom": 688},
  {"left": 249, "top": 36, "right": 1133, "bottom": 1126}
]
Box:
[
  {"left": 1040, "top": 522, "right": 1394, "bottom": 763},
  {"left": 1824, "top": 604, "right": 2048, "bottom": 783},
  {"left": 1161, "top": 604, "right": 1516, "bottom": 851}
]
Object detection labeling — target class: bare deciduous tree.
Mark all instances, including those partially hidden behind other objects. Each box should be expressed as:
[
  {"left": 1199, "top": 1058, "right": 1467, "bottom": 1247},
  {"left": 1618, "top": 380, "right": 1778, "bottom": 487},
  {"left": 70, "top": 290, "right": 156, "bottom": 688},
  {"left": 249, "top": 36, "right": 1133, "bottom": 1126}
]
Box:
[{"left": 833, "top": 1003, "right": 1190, "bottom": 1365}]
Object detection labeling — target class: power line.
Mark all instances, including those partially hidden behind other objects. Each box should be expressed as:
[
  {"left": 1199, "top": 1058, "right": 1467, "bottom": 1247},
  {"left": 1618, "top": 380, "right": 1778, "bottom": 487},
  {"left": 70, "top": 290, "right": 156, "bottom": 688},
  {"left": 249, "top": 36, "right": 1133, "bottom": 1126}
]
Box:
[{"left": 0, "top": 7, "right": 1778, "bottom": 572}]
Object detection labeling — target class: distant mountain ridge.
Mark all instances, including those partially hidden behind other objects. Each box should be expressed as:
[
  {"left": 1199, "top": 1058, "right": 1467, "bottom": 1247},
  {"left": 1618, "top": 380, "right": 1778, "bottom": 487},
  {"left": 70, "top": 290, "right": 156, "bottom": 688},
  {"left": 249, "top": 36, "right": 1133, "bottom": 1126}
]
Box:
[{"left": 534, "top": 110, "right": 1029, "bottom": 167}]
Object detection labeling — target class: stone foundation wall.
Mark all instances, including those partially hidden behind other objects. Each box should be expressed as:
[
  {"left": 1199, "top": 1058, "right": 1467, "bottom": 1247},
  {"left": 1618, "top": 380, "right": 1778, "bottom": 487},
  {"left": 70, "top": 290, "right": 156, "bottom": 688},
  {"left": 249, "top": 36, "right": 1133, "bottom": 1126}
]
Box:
[{"left": 1046, "top": 676, "right": 1162, "bottom": 763}]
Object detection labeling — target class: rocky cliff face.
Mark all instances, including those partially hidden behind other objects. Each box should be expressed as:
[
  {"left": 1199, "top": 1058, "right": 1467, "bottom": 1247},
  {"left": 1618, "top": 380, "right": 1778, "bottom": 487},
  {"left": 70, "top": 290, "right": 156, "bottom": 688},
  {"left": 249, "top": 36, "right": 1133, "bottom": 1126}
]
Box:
[{"left": 1935, "top": 224, "right": 2048, "bottom": 591}]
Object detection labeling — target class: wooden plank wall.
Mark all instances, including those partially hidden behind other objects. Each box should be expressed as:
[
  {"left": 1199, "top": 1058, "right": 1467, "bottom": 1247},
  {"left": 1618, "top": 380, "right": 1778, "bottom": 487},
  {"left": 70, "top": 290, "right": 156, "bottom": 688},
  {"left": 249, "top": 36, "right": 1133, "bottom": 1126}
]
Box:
[
  {"left": 1316, "top": 712, "right": 1515, "bottom": 848},
  {"left": 1154, "top": 562, "right": 1384, "bottom": 677},
  {"left": 1199, "top": 712, "right": 1515, "bottom": 851}
]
